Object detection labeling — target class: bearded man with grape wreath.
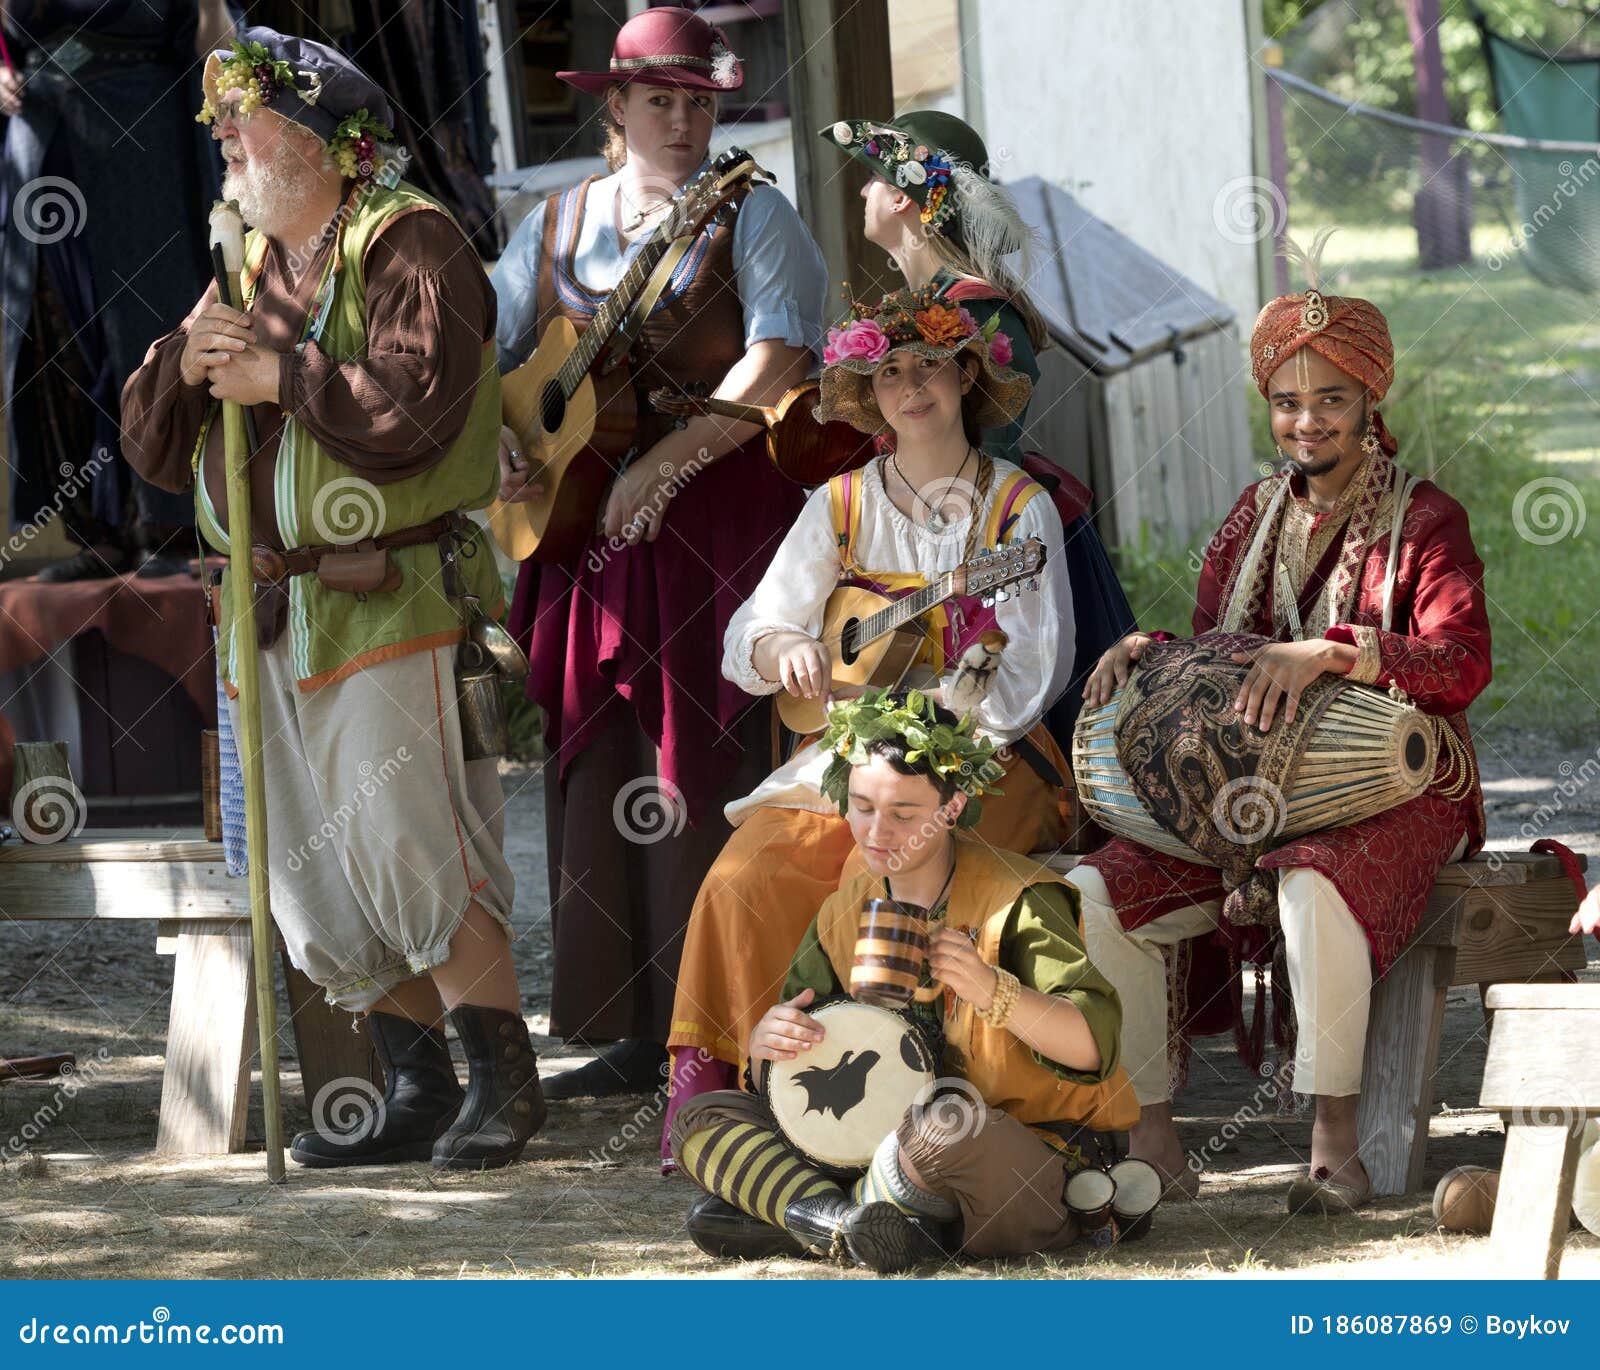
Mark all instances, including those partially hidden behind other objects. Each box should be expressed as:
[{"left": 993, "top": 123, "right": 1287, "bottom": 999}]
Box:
[{"left": 121, "top": 29, "right": 545, "bottom": 1172}]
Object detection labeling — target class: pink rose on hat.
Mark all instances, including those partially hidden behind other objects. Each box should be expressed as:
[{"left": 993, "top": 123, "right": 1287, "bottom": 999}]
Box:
[
  {"left": 988, "top": 330, "right": 1014, "bottom": 366},
  {"left": 823, "top": 317, "right": 891, "bottom": 366}
]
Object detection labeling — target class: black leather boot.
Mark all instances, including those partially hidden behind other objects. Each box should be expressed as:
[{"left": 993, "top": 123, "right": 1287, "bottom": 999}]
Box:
[
  {"left": 542, "top": 1038, "right": 667, "bottom": 1100},
  {"left": 432, "top": 1004, "right": 546, "bottom": 1170},
  {"left": 686, "top": 1192, "right": 804, "bottom": 1261},
  {"left": 783, "top": 1194, "right": 945, "bottom": 1274},
  {"left": 290, "top": 1012, "right": 463, "bottom": 1168}
]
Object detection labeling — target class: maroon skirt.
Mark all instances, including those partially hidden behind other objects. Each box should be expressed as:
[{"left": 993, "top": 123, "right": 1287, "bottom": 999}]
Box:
[{"left": 509, "top": 440, "right": 802, "bottom": 1042}]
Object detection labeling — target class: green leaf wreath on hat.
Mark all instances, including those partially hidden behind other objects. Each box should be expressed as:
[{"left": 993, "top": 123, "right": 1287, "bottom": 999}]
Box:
[
  {"left": 197, "top": 37, "right": 397, "bottom": 185},
  {"left": 817, "top": 688, "right": 1003, "bottom": 829}
]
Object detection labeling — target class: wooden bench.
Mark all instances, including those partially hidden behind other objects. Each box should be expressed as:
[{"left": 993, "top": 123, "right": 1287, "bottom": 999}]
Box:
[
  {"left": 1044, "top": 849, "right": 1589, "bottom": 1194},
  {"left": 0, "top": 832, "right": 377, "bottom": 1153},
  {"left": 1479, "top": 984, "right": 1600, "bottom": 1278},
  {"left": 1360, "top": 850, "right": 1588, "bottom": 1194}
]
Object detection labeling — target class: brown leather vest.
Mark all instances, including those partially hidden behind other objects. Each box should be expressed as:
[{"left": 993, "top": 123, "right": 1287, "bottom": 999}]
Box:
[{"left": 534, "top": 174, "right": 750, "bottom": 455}]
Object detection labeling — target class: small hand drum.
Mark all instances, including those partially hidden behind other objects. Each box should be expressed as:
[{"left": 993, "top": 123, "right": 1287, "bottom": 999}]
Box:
[
  {"left": 1108, "top": 1157, "right": 1162, "bottom": 1242},
  {"left": 763, "top": 998, "right": 938, "bottom": 1173}
]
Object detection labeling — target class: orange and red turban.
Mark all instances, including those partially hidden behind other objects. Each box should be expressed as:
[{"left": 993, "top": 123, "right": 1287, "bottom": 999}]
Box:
[{"left": 1249, "top": 287, "right": 1397, "bottom": 454}]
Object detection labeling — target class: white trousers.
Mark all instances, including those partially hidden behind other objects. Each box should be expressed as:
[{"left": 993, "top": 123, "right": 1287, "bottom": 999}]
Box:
[
  {"left": 228, "top": 638, "right": 515, "bottom": 1011},
  {"left": 1071, "top": 865, "right": 1372, "bottom": 1103}
]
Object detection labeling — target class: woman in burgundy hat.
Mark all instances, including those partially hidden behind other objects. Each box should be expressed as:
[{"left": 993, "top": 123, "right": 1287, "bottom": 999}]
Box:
[{"left": 491, "top": 7, "right": 828, "bottom": 1101}]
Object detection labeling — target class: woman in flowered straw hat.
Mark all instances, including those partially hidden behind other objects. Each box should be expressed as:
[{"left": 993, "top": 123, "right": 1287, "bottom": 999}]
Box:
[
  {"left": 490, "top": 7, "right": 829, "bottom": 1101},
  {"left": 1070, "top": 239, "right": 1491, "bottom": 1214},
  {"left": 821, "top": 109, "right": 1138, "bottom": 738},
  {"left": 664, "top": 286, "right": 1080, "bottom": 1152}
]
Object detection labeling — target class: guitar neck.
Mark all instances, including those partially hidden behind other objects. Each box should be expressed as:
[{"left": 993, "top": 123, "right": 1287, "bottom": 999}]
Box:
[
  {"left": 846, "top": 573, "right": 958, "bottom": 653},
  {"left": 556, "top": 234, "right": 672, "bottom": 395}
]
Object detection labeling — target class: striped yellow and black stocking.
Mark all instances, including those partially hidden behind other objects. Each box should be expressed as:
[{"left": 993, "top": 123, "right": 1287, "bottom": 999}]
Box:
[{"left": 677, "top": 1118, "right": 841, "bottom": 1229}]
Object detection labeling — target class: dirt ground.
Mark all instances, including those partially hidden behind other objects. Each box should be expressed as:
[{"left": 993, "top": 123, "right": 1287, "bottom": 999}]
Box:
[{"left": 2, "top": 730, "right": 1596, "bottom": 1281}]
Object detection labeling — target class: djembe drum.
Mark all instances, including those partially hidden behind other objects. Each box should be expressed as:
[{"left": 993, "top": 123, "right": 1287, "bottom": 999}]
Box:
[
  {"left": 1071, "top": 631, "right": 1439, "bottom": 862},
  {"left": 763, "top": 998, "right": 939, "bottom": 1173}
]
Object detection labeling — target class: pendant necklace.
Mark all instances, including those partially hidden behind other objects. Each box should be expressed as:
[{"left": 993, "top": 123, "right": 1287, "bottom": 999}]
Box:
[{"left": 893, "top": 444, "right": 974, "bottom": 533}]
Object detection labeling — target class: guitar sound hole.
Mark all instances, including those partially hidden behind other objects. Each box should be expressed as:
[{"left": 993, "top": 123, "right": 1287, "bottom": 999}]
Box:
[
  {"left": 539, "top": 381, "right": 567, "bottom": 434},
  {"left": 839, "top": 619, "right": 861, "bottom": 667}
]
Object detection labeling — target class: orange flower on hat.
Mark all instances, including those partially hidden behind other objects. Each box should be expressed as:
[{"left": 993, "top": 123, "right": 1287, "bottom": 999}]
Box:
[{"left": 914, "top": 302, "right": 968, "bottom": 347}]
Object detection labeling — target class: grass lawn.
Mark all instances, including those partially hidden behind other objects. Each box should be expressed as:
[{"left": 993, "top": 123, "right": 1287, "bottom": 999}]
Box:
[{"left": 1116, "top": 221, "right": 1600, "bottom": 747}]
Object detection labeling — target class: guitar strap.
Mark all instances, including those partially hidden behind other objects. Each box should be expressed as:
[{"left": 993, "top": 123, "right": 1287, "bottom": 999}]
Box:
[{"left": 604, "top": 234, "right": 695, "bottom": 374}]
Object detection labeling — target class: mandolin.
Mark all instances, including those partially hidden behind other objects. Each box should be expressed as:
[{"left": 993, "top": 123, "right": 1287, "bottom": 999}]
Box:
[
  {"left": 648, "top": 381, "right": 876, "bottom": 486},
  {"left": 487, "top": 148, "right": 771, "bottom": 564},
  {"left": 778, "top": 537, "right": 1047, "bottom": 735}
]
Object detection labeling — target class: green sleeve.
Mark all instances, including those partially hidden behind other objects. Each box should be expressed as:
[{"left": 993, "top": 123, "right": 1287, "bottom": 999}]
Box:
[
  {"left": 1000, "top": 881, "right": 1122, "bottom": 1084},
  {"left": 779, "top": 918, "right": 845, "bottom": 1004},
  {"left": 971, "top": 299, "right": 1038, "bottom": 463}
]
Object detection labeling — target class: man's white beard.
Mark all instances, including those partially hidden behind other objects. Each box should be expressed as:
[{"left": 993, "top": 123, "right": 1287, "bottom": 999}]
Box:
[{"left": 222, "top": 136, "right": 328, "bottom": 241}]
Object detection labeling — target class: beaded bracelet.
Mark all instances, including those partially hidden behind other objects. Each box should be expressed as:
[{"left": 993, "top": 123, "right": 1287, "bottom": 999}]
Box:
[{"left": 975, "top": 966, "right": 1021, "bottom": 1030}]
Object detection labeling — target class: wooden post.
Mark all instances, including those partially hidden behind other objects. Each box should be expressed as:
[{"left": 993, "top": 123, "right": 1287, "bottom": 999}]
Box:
[
  {"left": 1406, "top": 0, "right": 1472, "bottom": 268},
  {"left": 8, "top": 742, "right": 79, "bottom": 842},
  {"left": 1247, "top": 4, "right": 1289, "bottom": 303},
  {"left": 783, "top": 0, "right": 895, "bottom": 303}
]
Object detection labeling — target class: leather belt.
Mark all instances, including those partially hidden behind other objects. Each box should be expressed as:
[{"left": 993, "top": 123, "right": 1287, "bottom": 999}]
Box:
[{"left": 249, "top": 514, "right": 460, "bottom": 584}]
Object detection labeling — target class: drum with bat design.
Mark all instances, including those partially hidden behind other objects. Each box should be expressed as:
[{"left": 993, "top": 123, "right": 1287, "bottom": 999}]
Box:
[{"left": 763, "top": 998, "right": 939, "bottom": 1172}]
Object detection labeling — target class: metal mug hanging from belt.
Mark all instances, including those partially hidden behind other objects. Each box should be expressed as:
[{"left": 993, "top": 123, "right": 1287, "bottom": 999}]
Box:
[{"left": 455, "top": 598, "right": 530, "bottom": 761}]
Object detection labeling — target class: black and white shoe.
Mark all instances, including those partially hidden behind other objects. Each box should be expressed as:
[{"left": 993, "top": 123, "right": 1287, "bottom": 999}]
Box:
[{"left": 685, "top": 1192, "right": 803, "bottom": 1261}]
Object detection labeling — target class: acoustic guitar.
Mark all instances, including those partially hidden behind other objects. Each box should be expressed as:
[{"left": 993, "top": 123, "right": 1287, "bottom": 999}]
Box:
[
  {"left": 486, "top": 148, "right": 770, "bottom": 564},
  {"left": 648, "top": 382, "right": 876, "bottom": 486},
  {"left": 778, "top": 537, "right": 1047, "bottom": 735}
]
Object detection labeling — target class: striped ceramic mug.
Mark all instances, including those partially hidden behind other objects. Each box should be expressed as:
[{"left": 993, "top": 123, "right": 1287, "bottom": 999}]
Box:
[{"left": 850, "top": 898, "right": 944, "bottom": 1009}]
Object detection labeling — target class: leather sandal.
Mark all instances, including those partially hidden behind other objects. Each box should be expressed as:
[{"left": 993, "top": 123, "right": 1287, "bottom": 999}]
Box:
[{"left": 1287, "top": 1159, "right": 1372, "bottom": 1216}]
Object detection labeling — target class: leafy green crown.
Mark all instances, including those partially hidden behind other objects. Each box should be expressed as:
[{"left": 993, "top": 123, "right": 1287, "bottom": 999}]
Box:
[{"left": 817, "top": 688, "right": 1002, "bottom": 829}]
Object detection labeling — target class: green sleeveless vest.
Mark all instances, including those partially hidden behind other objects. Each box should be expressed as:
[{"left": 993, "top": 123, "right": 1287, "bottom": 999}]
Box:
[{"left": 195, "top": 181, "right": 503, "bottom": 689}]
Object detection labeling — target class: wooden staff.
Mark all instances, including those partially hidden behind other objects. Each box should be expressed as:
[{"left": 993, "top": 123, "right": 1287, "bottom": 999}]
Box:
[{"left": 208, "top": 199, "right": 284, "bottom": 1184}]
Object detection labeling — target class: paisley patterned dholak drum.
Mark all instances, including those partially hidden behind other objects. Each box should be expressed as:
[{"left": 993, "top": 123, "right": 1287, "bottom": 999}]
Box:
[
  {"left": 763, "top": 998, "right": 938, "bottom": 1172},
  {"left": 1071, "top": 631, "right": 1438, "bottom": 864}
]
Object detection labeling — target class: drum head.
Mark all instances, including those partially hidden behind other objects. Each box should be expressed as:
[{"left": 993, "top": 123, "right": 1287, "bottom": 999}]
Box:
[
  {"left": 764, "top": 999, "right": 937, "bottom": 1171},
  {"left": 1064, "top": 1166, "right": 1115, "bottom": 1216},
  {"left": 1109, "top": 1157, "right": 1163, "bottom": 1219}
]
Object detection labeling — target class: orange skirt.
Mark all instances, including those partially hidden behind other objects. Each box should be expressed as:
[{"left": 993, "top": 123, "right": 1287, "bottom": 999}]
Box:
[{"left": 667, "top": 725, "right": 1071, "bottom": 1069}]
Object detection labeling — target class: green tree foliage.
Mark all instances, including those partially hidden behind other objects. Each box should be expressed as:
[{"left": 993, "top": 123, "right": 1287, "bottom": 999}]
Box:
[{"left": 1264, "top": 0, "right": 1599, "bottom": 130}]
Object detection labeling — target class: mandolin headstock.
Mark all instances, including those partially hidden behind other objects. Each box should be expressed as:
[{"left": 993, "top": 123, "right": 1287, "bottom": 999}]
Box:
[{"left": 952, "top": 538, "right": 1047, "bottom": 603}]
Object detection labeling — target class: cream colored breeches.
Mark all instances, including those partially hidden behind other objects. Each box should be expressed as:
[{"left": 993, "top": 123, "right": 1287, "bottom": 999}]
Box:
[{"left": 1071, "top": 865, "right": 1372, "bottom": 1103}]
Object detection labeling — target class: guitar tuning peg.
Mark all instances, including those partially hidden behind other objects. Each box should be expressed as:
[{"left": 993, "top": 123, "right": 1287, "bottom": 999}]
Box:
[
  {"left": 1028, "top": 577, "right": 1040, "bottom": 592},
  {"left": 993, "top": 588, "right": 1009, "bottom": 603},
  {"left": 981, "top": 596, "right": 994, "bottom": 609}
]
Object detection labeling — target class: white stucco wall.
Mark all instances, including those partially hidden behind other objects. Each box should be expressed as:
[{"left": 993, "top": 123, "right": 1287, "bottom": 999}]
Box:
[{"left": 966, "top": 0, "right": 1260, "bottom": 326}]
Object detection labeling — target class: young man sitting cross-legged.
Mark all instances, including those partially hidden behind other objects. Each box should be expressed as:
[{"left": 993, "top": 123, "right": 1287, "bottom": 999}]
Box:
[{"left": 669, "top": 691, "right": 1142, "bottom": 1273}]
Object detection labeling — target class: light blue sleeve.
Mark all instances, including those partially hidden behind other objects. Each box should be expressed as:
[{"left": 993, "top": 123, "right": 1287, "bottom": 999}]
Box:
[
  {"left": 730, "top": 184, "right": 830, "bottom": 355},
  {"left": 490, "top": 199, "right": 548, "bottom": 375}
]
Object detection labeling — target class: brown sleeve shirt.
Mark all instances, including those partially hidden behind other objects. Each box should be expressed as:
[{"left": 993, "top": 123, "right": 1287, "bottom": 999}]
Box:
[{"left": 119, "top": 207, "right": 497, "bottom": 548}]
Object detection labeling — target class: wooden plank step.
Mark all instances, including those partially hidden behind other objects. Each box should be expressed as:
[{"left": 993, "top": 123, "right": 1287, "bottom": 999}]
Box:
[
  {"left": 0, "top": 859, "right": 244, "bottom": 921},
  {"left": 0, "top": 836, "right": 224, "bottom": 864},
  {"left": 1485, "top": 984, "right": 1600, "bottom": 1013}
]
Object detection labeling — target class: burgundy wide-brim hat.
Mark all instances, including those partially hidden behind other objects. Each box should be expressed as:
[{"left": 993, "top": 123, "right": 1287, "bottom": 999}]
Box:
[{"left": 557, "top": 5, "right": 744, "bottom": 96}]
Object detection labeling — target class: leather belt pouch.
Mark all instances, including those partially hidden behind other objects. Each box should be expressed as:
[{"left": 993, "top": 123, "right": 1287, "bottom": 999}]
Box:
[
  {"left": 255, "top": 582, "right": 289, "bottom": 649},
  {"left": 314, "top": 547, "right": 402, "bottom": 594},
  {"left": 208, "top": 573, "right": 290, "bottom": 650}
]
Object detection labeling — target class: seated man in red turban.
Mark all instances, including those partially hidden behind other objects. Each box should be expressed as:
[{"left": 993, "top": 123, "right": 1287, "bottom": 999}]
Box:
[{"left": 1065, "top": 252, "right": 1492, "bottom": 1214}]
